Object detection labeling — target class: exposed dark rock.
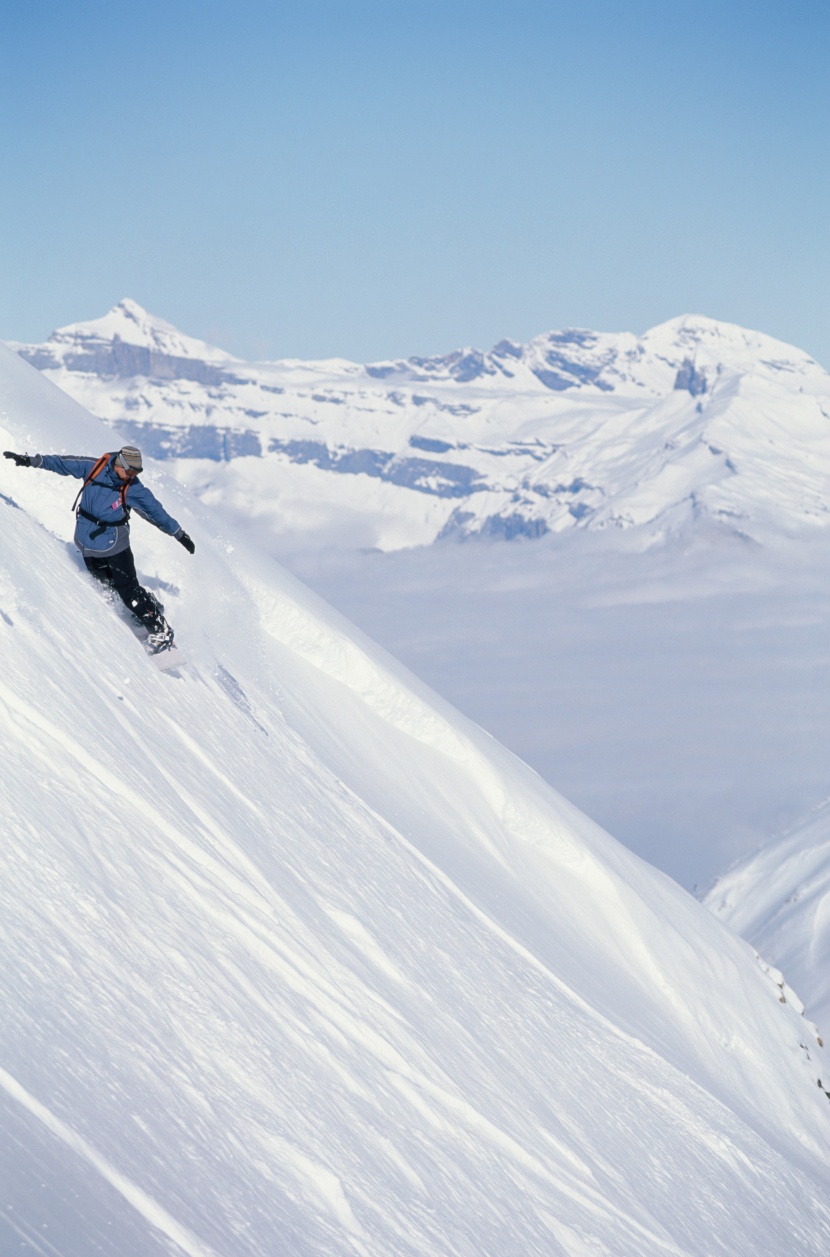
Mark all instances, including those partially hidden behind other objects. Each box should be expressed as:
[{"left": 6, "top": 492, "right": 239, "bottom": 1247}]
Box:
[
  {"left": 117, "top": 422, "right": 261, "bottom": 461},
  {"left": 268, "top": 439, "right": 485, "bottom": 498},
  {"left": 674, "top": 358, "right": 708, "bottom": 396},
  {"left": 17, "top": 340, "right": 243, "bottom": 387},
  {"left": 409, "top": 436, "right": 455, "bottom": 454}
]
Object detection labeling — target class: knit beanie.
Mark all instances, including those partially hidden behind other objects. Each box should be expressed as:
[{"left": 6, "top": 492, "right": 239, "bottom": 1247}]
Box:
[{"left": 115, "top": 446, "right": 143, "bottom": 473}]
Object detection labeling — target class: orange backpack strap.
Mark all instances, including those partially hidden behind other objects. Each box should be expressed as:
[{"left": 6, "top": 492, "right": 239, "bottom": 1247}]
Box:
[{"left": 71, "top": 452, "right": 115, "bottom": 513}]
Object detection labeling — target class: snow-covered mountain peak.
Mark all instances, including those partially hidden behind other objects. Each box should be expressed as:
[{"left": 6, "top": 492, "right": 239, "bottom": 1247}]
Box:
[
  {"left": 362, "top": 314, "right": 827, "bottom": 399},
  {"left": 642, "top": 312, "right": 826, "bottom": 378},
  {"left": 363, "top": 325, "right": 637, "bottom": 391},
  {"left": 52, "top": 296, "right": 236, "bottom": 361},
  {"left": 12, "top": 298, "right": 238, "bottom": 386}
]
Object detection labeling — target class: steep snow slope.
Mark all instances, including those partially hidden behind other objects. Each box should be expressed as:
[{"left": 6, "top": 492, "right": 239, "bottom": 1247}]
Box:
[
  {"left": 707, "top": 802, "right": 830, "bottom": 1036},
  {"left": 1, "top": 343, "right": 830, "bottom": 1256},
  {"left": 14, "top": 301, "right": 830, "bottom": 551}
]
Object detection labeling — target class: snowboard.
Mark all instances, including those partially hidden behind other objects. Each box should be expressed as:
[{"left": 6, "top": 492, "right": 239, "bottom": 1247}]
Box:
[
  {"left": 95, "top": 580, "right": 184, "bottom": 670},
  {"left": 148, "top": 641, "right": 185, "bottom": 671}
]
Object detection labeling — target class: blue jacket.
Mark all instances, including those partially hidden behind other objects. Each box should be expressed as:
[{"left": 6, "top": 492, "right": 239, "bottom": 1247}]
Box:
[{"left": 34, "top": 453, "right": 182, "bottom": 556}]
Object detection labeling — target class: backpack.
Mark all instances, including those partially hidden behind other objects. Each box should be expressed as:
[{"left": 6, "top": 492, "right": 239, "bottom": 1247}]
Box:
[{"left": 72, "top": 453, "right": 132, "bottom": 535}]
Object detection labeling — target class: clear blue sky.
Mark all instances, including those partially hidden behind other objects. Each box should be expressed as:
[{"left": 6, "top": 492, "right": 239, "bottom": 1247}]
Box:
[{"left": 2, "top": 0, "right": 828, "bottom": 364}]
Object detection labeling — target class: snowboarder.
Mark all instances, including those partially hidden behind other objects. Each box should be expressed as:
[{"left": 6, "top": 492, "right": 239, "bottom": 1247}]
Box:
[{"left": 3, "top": 445, "right": 194, "bottom": 652}]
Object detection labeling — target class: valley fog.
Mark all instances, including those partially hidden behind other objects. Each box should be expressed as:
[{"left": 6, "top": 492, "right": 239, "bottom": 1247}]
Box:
[{"left": 286, "top": 529, "right": 830, "bottom": 891}]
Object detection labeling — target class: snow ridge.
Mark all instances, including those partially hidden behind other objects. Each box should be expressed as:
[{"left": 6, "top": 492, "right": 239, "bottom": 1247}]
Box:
[{"left": 706, "top": 801, "right": 830, "bottom": 1036}]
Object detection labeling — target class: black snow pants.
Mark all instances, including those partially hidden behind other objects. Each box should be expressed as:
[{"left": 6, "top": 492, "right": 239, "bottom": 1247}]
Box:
[{"left": 84, "top": 548, "right": 163, "bottom": 630}]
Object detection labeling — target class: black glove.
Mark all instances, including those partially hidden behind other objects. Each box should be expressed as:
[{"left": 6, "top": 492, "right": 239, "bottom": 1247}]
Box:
[
  {"left": 177, "top": 530, "right": 195, "bottom": 554},
  {"left": 4, "top": 451, "right": 31, "bottom": 467}
]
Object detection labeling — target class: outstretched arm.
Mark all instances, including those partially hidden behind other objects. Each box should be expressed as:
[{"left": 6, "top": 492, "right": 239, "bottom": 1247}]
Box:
[{"left": 3, "top": 452, "right": 96, "bottom": 478}]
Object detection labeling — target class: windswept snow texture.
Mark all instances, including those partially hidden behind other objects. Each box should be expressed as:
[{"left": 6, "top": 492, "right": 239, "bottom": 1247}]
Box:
[
  {"left": 1, "top": 345, "right": 830, "bottom": 1255},
  {"left": 707, "top": 803, "right": 830, "bottom": 1037},
  {"left": 13, "top": 298, "right": 830, "bottom": 553}
]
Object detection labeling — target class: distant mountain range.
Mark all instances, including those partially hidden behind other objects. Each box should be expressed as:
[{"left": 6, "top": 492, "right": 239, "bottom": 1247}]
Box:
[{"left": 13, "top": 299, "right": 830, "bottom": 551}]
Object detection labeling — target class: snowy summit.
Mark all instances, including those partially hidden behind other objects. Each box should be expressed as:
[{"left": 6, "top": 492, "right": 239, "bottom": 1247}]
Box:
[{"left": 17, "top": 297, "right": 237, "bottom": 386}]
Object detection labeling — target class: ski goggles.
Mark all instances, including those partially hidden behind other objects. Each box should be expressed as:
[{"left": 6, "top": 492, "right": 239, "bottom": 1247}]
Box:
[{"left": 115, "top": 447, "right": 143, "bottom": 475}]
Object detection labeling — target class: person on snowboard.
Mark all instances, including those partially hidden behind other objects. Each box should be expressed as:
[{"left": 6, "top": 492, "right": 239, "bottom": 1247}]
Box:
[{"left": 3, "top": 445, "right": 194, "bottom": 652}]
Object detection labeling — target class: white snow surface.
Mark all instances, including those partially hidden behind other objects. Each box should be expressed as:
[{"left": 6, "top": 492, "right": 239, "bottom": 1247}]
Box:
[
  {"left": 1, "top": 345, "right": 830, "bottom": 1254},
  {"left": 706, "top": 802, "right": 830, "bottom": 1038}
]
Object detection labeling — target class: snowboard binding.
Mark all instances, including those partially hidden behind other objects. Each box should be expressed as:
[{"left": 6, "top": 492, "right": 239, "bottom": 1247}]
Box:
[
  {"left": 132, "top": 590, "right": 175, "bottom": 654},
  {"left": 146, "top": 620, "right": 175, "bottom": 654}
]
